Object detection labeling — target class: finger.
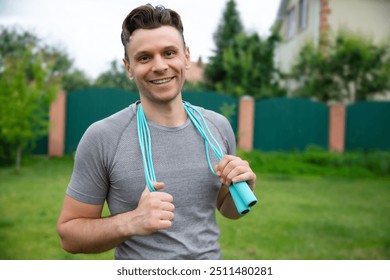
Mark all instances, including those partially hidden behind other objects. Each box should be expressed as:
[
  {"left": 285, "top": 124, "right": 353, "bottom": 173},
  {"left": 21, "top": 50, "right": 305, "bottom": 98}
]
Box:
[
  {"left": 158, "top": 219, "right": 173, "bottom": 230},
  {"left": 230, "top": 170, "right": 255, "bottom": 184},
  {"left": 232, "top": 172, "right": 257, "bottom": 191},
  {"left": 151, "top": 181, "right": 165, "bottom": 191},
  {"left": 160, "top": 210, "right": 175, "bottom": 221},
  {"left": 220, "top": 159, "right": 247, "bottom": 184},
  {"left": 144, "top": 182, "right": 173, "bottom": 202},
  {"left": 141, "top": 182, "right": 162, "bottom": 196},
  {"left": 214, "top": 155, "right": 234, "bottom": 177},
  {"left": 140, "top": 186, "right": 151, "bottom": 201},
  {"left": 224, "top": 165, "right": 250, "bottom": 185},
  {"left": 152, "top": 182, "right": 175, "bottom": 204},
  {"left": 214, "top": 155, "right": 234, "bottom": 173},
  {"left": 161, "top": 201, "right": 175, "bottom": 212}
]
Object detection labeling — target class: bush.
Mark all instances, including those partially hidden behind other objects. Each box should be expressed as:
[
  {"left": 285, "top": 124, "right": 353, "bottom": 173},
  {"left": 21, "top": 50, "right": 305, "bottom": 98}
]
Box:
[{"left": 238, "top": 147, "right": 390, "bottom": 177}]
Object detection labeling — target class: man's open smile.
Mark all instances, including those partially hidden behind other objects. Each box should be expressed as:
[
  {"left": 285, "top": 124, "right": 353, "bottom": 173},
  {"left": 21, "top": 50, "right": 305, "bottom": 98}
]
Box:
[{"left": 150, "top": 77, "right": 174, "bottom": 85}]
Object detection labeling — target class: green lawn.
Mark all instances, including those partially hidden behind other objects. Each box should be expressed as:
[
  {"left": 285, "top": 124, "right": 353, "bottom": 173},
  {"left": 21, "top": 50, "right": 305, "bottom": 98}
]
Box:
[{"left": 0, "top": 156, "right": 389, "bottom": 259}]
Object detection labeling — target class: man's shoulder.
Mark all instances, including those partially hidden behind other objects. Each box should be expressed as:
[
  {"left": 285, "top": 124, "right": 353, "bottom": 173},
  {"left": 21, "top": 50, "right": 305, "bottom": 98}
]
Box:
[
  {"left": 84, "top": 104, "right": 136, "bottom": 138},
  {"left": 193, "top": 105, "right": 230, "bottom": 127}
]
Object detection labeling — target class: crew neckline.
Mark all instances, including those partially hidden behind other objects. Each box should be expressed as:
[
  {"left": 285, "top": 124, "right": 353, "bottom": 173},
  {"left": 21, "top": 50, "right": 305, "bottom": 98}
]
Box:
[{"left": 130, "top": 101, "right": 191, "bottom": 132}]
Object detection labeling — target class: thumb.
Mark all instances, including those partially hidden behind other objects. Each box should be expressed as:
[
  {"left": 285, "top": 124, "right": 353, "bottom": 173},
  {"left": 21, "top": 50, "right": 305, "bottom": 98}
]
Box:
[
  {"left": 144, "top": 181, "right": 165, "bottom": 193},
  {"left": 152, "top": 181, "right": 165, "bottom": 191}
]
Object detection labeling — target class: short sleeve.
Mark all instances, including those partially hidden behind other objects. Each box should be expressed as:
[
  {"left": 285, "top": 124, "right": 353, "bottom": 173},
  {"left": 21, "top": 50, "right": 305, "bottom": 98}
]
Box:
[{"left": 66, "top": 123, "right": 110, "bottom": 205}]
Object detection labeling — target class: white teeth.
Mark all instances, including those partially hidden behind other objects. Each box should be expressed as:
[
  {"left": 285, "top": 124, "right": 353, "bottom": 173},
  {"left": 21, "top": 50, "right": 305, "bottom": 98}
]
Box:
[{"left": 151, "top": 78, "right": 172, "bottom": 84}]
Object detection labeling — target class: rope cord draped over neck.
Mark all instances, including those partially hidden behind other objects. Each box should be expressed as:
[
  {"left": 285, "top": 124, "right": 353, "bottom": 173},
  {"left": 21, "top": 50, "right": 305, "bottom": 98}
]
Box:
[
  {"left": 136, "top": 102, "right": 257, "bottom": 215},
  {"left": 136, "top": 104, "right": 157, "bottom": 192}
]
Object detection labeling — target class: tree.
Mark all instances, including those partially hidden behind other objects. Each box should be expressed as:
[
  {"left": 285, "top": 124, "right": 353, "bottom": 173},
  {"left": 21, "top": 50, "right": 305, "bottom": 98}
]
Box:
[
  {"left": 290, "top": 43, "right": 338, "bottom": 101},
  {"left": 43, "top": 45, "right": 91, "bottom": 91},
  {"left": 94, "top": 60, "right": 136, "bottom": 91},
  {"left": 215, "top": 30, "right": 284, "bottom": 99},
  {"left": 204, "top": 0, "right": 243, "bottom": 90},
  {"left": 0, "top": 26, "right": 91, "bottom": 92},
  {"left": 0, "top": 27, "right": 38, "bottom": 61},
  {"left": 0, "top": 26, "right": 91, "bottom": 169},
  {"left": 0, "top": 45, "right": 61, "bottom": 170},
  {"left": 292, "top": 30, "right": 390, "bottom": 102},
  {"left": 205, "top": 0, "right": 285, "bottom": 99},
  {"left": 62, "top": 68, "right": 91, "bottom": 91}
]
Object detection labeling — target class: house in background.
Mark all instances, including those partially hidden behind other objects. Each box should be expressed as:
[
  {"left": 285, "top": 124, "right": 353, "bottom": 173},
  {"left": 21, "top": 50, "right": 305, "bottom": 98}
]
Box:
[
  {"left": 185, "top": 58, "right": 205, "bottom": 84},
  {"left": 273, "top": 0, "right": 390, "bottom": 95}
]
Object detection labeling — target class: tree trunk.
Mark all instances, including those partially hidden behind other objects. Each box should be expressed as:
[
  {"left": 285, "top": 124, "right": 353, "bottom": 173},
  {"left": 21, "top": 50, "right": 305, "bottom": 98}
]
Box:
[{"left": 16, "top": 144, "right": 22, "bottom": 172}]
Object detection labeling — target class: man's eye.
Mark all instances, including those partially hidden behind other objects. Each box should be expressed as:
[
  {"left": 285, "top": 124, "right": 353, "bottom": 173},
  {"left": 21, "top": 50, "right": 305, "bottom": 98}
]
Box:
[
  {"left": 138, "top": 55, "right": 150, "bottom": 62},
  {"left": 165, "top": 50, "right": 175, "bottom": 57}
]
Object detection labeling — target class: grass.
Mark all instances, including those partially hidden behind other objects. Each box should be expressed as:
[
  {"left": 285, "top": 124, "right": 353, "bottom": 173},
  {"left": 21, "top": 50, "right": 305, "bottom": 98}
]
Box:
[
  {"left": 218, "top": 175, "right": 389, "bottom": 259},
  {"left": 0, "top": 156, "right": 114, "bottom": 260},
  {"left": 0, "top": 155, "right": 389, "bottom": 259}
]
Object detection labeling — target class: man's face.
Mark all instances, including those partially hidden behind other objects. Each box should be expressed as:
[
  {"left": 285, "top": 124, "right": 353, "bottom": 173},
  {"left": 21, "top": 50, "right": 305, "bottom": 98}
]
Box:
[{"left": 124, "top": 25, "right": 190, "bottom": 105}]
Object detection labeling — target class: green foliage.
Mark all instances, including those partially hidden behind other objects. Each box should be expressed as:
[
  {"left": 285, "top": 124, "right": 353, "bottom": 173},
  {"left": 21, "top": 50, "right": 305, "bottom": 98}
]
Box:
[
  {"left": 238, "top": 147, "right": 390, "bottom": 177},
  {"left": 213, "top": 0, "right": 243, "bottom": 51},
  {"left": 0, "top": 28, "right": 62, "bottom": 170},
  {"left": 205, "top": 0, "right": 285, "bottom": 99},
  {"left": 94, "top": 60, "right": 136, "bottom": 91},
  {"left": 205, "top": 0, "right": 243, "bottom": 88},
  {"left": 42, "top": 45, "right": 92, "bottom": 91},
  {"left": 292, "top": 30, "right": 390, "bottom": 102},
  {"left": 219, "top": 102, "right": 236, "bottom": 123},
  {"left": 0, "top": 26, "right": 92, "bottom": 92},
  {"left": 62, "top": 68, "right": 91, "bottom": 91},
  {"left": 183, "top": 80, "right": 207, "bottom": 91},
  {"left": 0, "top": 26, "right": 38, "bottom": 60},
  {"left": 217, "top": 31, "right": 284, "bottom": 99}
]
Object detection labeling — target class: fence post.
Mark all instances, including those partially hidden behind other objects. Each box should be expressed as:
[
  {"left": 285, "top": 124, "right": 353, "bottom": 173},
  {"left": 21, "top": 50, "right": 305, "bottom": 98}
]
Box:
[
  {"left": 48, "top": 90, "right": 66, "bottom": 157},
  {"left": 238, "top": 95, "right": 255, "bottom": 151},
  {"left": 328, "top": 103, "right": 346, "bottom": 153}
]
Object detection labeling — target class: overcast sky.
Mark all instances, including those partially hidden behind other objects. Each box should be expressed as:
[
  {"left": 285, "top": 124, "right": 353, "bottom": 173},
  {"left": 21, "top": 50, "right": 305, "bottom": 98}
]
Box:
[{"left": 0, "top": 0, "right": 281, "bottom": 78}]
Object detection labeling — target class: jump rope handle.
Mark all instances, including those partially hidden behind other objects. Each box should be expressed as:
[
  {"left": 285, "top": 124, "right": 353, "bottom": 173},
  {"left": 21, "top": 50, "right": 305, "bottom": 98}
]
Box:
[
  {"left": 183, "top": 102, "right": 258, "bottom": 215},
  {"left": 229, "top": 181, "right": 257, "bottom": 215}
]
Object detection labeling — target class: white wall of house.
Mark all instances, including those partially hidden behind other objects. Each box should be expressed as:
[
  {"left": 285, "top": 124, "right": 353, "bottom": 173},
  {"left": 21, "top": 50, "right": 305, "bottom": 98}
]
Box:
[
  {"left": 328, "top": 0, "right": 390, "bottom": 45},
  {"left": 275, "top": 0, "right": 321, "bottom": 74},
  {"left": 275, "top": 0, "right": 390, "bottom": 75}
]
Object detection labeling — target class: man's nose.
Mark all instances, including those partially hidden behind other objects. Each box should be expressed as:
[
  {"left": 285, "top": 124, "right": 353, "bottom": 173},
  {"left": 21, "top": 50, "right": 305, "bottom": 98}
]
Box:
[{"left": 152, "top": 55, "right": 168, "bottom": 72}]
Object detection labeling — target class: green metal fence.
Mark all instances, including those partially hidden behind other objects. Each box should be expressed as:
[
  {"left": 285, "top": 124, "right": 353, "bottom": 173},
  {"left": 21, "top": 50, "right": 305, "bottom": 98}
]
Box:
[
  {"left": 65, "top": 88, "right": 238, "bottom": 154},
  {"left": 345, "top": 101, "right": 390, "bottom": 151},
  {"left": 48, "top": 88, "right": 390, "bottom": 155},
  {"left": 253, "top": 97, "right": 329, "bottom": 151},
  {"left": 182, "top": 91, "right": 238, "bottom": 133},
  {"left": 65, "top": 88, "right": 139, "bottom": 153}
]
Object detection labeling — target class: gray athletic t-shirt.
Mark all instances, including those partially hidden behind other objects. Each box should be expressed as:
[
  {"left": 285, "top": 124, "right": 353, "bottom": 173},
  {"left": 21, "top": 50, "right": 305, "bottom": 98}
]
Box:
[{"left": 66, "top": 102, "right": 236, "bottom": 259}]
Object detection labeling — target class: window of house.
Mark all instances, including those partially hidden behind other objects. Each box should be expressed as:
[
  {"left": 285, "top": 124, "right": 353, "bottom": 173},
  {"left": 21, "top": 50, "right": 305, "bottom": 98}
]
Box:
[
  {"left": 286, "top": 7, "right": 295, "bottom": 40},
  {"left": 298, "top": 0, "right": 308, "bottom": 31}
]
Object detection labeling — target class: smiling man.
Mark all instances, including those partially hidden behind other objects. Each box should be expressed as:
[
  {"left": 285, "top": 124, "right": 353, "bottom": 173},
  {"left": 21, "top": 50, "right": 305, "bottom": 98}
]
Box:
[{"left": 57, "top": 4, "right": 256, "bottom": 260}]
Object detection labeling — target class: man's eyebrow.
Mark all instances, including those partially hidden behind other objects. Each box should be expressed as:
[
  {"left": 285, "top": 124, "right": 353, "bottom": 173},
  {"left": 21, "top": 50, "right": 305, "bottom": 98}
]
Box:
[
  {"left": 133, "top": 50, "right": 150, "bottom": 57},
  {"left": 163, "top": 45, "right": 180, "bottom": 50},
  {"left": 133, "top": 45, "right": 181, "bottom": 57}
]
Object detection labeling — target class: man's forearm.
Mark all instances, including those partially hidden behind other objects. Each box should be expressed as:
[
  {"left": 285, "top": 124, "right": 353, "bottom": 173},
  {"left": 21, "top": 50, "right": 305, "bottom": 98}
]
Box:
[{"left": 57, "top": 212, "right": 133, "bottom": 254}]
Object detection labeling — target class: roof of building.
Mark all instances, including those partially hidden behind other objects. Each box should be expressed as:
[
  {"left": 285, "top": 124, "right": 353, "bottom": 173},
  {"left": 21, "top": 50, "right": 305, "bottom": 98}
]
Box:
[{"left": 185, "top": 60, "right": 204, "bottom": 83}]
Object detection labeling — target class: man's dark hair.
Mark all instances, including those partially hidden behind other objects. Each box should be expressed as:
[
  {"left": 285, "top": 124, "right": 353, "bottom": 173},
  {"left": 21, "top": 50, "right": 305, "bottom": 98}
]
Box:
[{"left": 121, "top": 4, "right": 185, "bottom": 62}]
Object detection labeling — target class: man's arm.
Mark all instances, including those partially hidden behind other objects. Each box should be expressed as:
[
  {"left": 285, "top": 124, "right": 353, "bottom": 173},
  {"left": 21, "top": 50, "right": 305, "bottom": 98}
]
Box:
[
  {"left": 215, "top": 155, "right": 256, "bottom": 219},
  {"left": 57, "top": 182, "right": 174, "bottom": 254}
]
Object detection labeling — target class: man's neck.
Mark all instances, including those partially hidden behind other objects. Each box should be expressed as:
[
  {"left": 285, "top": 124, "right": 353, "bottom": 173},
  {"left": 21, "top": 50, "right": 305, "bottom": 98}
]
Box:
[{"left": 140, "top": 98, "right": 187, "bottom": 127}]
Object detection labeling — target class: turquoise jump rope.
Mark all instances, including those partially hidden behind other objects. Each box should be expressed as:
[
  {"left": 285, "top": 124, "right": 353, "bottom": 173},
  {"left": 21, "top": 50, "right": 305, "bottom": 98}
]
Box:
[{"left": 137, "top": 102, "right": 257, "bottom": 215}]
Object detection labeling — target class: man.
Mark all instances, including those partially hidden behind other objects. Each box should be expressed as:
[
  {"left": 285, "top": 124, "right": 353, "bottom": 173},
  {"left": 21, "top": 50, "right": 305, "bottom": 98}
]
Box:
[{"left": 57, "top": 4, "right": 256, "bottom": 259}]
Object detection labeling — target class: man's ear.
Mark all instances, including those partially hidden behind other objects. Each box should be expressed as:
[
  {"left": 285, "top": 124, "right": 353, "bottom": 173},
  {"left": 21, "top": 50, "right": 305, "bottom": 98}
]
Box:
[
  {"left": 185, "top": 47, "right": 191, "bottom": 70},
  {"left": 122, "top": 58, "right": 134, "bottom": 80}
]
